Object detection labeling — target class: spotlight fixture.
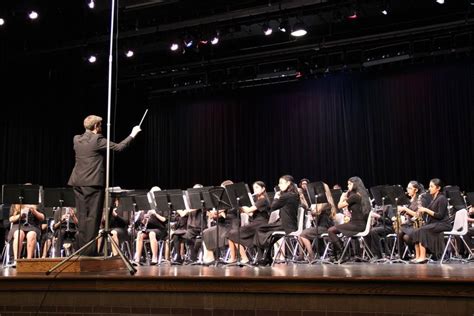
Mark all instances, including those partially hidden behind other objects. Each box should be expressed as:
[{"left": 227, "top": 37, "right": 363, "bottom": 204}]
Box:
[
  {"left": 381, "top": 9, "right": 388, "bottom": 15},
  {"left": 290, "top": 22, "right": 307, "bottom": 37},
  {"left": 28, "top": 11, "right": 39, "bottom": 20},
  {"left": 347, "top": 11, "right": 358, "bottom": 19},
  {"left": 170, "top": 43, "right": 179, "bottom": 51},
  {"left": 88, "top": 55, "right": 97, "bottom": 63},
  {"left": 87, "top": 0, "right": 95, "bottom": 9},
  {"left": 125, "top": 50, "right": 134, "bottom": 58},
  {"left": 435, "top": 0, "right": 444, "bottom": 3},
  {"left": 183, "top": 37, "right": 194, "bottom": 48},
  {"left": 278, "top": 20, "right": 289, "bottom": 33},
  {"left": 210, "top": 36, "right": 219, "bottom": 45},
  {"left": 262, "top": 23, "right": 273, "bottom": 36},
  {"left": 0, "top": 18, "right": 5, "bottom": 26}
]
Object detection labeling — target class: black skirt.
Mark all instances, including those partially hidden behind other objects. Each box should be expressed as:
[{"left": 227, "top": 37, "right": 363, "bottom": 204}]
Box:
[
  {"left": 299, "top": 226, "right": 329, "bottom": 240},
  {"left": 227, "top": 218, "right": 267, "bottom": 248},
  {"left": 411, "top": 221, "right": 452, "bottom": 258},
  {"left": 8, "top": 224, "right": 41, "bottom": 242},
  {"left": 336, "top": 220, "right": 366, "bottom": 237}
]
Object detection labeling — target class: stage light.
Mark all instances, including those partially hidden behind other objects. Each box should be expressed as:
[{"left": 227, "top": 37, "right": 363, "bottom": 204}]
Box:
[
  {"left": 125, "top": 50, "right": 134, "bottom": 58},
  {"left": 170, "top": 43, "right": 179, "bottom": 51},
  {"left": 278, "top": 20, "right": 289, "bottom": 33},
  {"left": 0, "top": 18, "right": 5, "bottom": 26},
  {"left": 347, "top": 11, "right": 358, "bottom": 19},
  {"left": 184, "top": 38, "right": 193, "bottom": 48},
  {"left": 28, "top": 11, "right": 39, "bottom": 20},
  {"left": 381, "top": 9, "right": 388, "bottom": 15},
  {"left": 291, "top": 23, "right": 307, "bottom": 37},
  {"left": 210, "top": 36, "right": 219, "bottom": 45},
  {"left": 262, "top": 23, "right": 272, "bottom": 36},
  {"left": 88, "top": 55, "right": 97, "bottom": 63},
  {"left": 436, "top": 0, "right": 444, "bottom": 3},
  {"left": 88, "top": 0, "right": 95, "bottom": 9}
]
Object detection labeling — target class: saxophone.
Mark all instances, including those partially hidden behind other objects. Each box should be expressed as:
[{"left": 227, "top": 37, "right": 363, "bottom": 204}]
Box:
[{"left": 412, "top": 193, "right": 426, "bottom": 229}]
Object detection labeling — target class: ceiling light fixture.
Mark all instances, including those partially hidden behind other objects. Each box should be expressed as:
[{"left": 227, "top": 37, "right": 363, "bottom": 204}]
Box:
[{"left": 290, "top": 22, "right": 307, "bottom": 37}]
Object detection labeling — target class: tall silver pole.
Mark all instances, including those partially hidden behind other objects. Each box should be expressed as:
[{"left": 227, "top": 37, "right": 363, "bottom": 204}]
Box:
[{"left": 104, "top": 0, "right": 116, "bottom": 257}]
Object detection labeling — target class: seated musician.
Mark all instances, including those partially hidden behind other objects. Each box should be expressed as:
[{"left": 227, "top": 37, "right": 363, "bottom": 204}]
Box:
[
  {"left": 53, "top": 206, "right": 78, "bottom": 256},
  {"left": 202, "top": 180, "right": 236, "bottom": 264},
  {"left": 327, "top": 176, "right": 371, "bottom": 262},
  {"left": 397, "top": 181, "right": 430, "bottom": 257},
  {"left": 98, "top": 198, "right": 129, "bottom": 257},
  {"left": 226, "top": 181, "right": 271, "bottom": 264},
  {"left": 172, "top": 184, "right": 205, "bottom": 264},
  {"left": 132, "top": 207, "right": 167, "bottom": 265},
  {"left": 9, "top": 203, "right": 45, "bottom": 261},
  {"left": 298, "top": 182, "right": 336, "bottom": 261},
  {"left": 411, "top": 178, "right": 452, "bottom": 263},
  {"left": 40, "top": 213, "right": 54, "bottom": 258},
  {"left": 254, "top": 175, "right": 299, "bottom": 266}
]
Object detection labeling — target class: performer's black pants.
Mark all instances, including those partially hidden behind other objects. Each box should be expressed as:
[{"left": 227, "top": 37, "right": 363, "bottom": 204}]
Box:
[{"left": 73, "top": 186, "right": 104, "bottom": 256}]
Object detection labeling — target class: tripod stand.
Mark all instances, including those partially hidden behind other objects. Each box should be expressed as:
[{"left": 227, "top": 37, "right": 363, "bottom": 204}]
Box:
[
  {"left": 2, "top": 184, "right": 42, "bottom": 267},
  {"left": 46, "top": 188, "right": 137, "bottom": 275}
]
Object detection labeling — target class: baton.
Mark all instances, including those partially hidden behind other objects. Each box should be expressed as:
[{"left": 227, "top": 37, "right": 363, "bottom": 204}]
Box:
[{"left": 138, "top": 109, "right": 149, "bottom": 127}]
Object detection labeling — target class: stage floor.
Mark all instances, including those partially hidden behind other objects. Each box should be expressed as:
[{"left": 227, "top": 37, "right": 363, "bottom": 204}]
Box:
[{"left": 1, "top": 262, "right": 473, "bottom": 316}]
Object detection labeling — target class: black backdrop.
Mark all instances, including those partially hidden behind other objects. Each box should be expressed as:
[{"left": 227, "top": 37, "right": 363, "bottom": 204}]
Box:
[{"left": 1, "top": 61, "right": 473, "bottom": 192}]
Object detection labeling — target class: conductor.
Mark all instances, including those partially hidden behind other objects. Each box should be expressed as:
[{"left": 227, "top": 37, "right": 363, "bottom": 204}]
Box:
[{"left": 68, "top": 115, "right": 141, "bottom": 256}]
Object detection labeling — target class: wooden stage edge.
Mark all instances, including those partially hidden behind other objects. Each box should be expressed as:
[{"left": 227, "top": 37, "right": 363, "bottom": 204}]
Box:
[
  {"left": 1, "top": 263, "right": 474, "bottom": 315},
  {"left": 16, "top": 256, "right": 127, "bottom": 273}
]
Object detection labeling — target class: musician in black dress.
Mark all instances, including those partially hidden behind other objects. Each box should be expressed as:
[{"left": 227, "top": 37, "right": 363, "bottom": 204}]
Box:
[
  {"left": 298, "top": 182, "right": 336, "bottom": 261},
  {"left": 132, "top": 208, "right": 167, "bottom": 265},
  {"left": 254, "top": 175, "right": 299, "bottom": 265},
  {"left": 226, "top": 181, "right": 270, "bottom": 263},
  {"left": 202, "top": 180, "right": 238, "bottom": 264},
  {"left": 9, "top": 204, "right": 45, "bottom": 260},
  {"left": 411, "top": 178, "right": 452, "bottom": 263},
  {"left": 397, "top": 181, "right": 430, "bottom": 256},
  {"left": 327, "top": 176, "right": 371, "bottom": 261},
  {"left": 98, "top": 198, "right": 129, "bottom": 257}
]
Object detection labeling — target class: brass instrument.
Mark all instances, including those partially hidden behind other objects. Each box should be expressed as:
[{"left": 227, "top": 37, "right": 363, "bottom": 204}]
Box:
[{"left": 391, "top": 214, "right": 406, "bottom": 232}]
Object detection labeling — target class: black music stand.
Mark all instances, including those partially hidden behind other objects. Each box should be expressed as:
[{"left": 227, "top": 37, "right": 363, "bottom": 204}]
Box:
[
  {"left": 382, "top": 185, "right": 409, "bottom": 264},
  {"left": 224, "top": 182, "right": 253, "bottom": 267},
  {"left": 154, "top": 190, "right": 186, "bottom": 264},
  {"left": 307, "top": 182, "right": 331, "bottom": 264},
  {"left": 445, "top": 188, "right": 467, "bottom": 213},
  {"left": 186, "top": 186, "right": 213, "bottom": 265},
  {"left": 46, "top": 188, "right": 137, "bottom": 276},
  {"left": 43, "top": 188, "right": 76, "bottom": 257},
  {"left": 369, "top": 185, "right": 392, "bottom": 263},
  {"left": 2, "top": 184, "right": 41, "bottom": 266},
  {"left": 208, "top": 186, "right": 232, "bottom": 266}
]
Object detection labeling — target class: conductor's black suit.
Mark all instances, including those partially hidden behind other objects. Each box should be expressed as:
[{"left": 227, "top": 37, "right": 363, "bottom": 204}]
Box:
[{"left": 68, "top": 130, "right": 133, "bottom": 256}]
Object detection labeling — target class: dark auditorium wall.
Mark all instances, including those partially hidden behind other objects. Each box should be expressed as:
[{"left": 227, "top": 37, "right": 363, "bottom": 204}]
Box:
[{"left": 1, "top": 61, "right": 473, "bottom": 192}]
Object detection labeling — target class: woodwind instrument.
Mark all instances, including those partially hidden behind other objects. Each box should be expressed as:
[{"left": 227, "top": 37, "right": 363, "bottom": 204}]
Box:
[{"left": 412, "top": 193, "right": 426, "bottom": 229}]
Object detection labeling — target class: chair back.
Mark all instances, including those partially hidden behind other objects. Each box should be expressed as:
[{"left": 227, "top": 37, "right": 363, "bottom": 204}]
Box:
[
  {"left": 449, "top": 208, "right": 468, "bottom": 235},
  {"left": 355, "top": 211, "right": 375, "bottom": 237}
]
